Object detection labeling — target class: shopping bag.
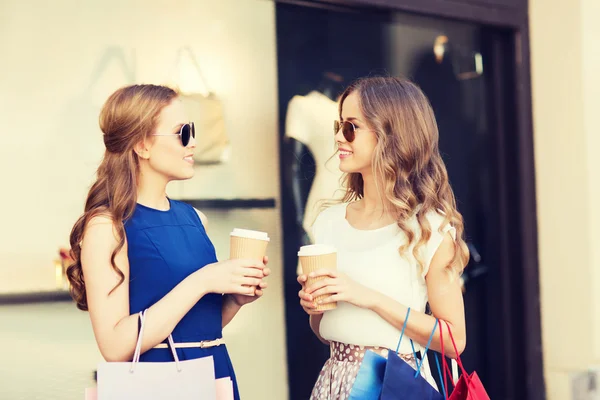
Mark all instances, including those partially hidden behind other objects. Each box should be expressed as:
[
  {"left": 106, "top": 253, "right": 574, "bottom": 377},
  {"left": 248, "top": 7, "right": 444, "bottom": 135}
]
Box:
[
  {"left": 84, "top": 387, "right": 97, "bottom": 400},
  {"left": 216, "top": 377, "right": 235, "bottom": 400},
  {"left": 380, "top": 314, "right": 443, "bottom": 400},
  {"left": 349, "top": 308, "right": 442, "bottom": 400},
  {"left": 347, "top": 349, "right": 387, "bottom": 399},
  {"left": 436, "top": 320, "right": 490, "bottom": 400},
  {"left": 96, "top": 310, "right": 218, "bottom": 400}
]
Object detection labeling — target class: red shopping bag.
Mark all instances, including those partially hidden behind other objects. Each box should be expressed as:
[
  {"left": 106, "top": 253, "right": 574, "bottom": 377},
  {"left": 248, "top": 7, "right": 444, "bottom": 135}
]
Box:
[
  {"left": 437, "top": 320, "right": 490, "bottom": 400},
  {"left": 448, "top": 372, "right": 487, "bottom": 400}
]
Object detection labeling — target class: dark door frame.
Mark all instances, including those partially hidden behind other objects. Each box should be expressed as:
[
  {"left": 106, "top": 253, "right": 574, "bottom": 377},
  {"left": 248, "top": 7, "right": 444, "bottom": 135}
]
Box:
[{"left": 274, "top": 1, "right": 543, "bottom": 399}]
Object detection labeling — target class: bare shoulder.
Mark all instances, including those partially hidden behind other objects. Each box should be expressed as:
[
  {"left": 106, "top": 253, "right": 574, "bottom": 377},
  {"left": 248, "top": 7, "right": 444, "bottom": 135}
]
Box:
[
  {"left": 427, "top": 233, "right": 456, "bottom": 276},
  {"left": 87, "top": 213, "right": 114, "bottom": 228},
  {"left": 82, "top": 213, "right": 126, "bottom": 251},
  {"left": 78, "top": 212, "right": 130, "bottom": 287},
  {"left": 193, "top": 208, "right": 208, "bottom": 229}
]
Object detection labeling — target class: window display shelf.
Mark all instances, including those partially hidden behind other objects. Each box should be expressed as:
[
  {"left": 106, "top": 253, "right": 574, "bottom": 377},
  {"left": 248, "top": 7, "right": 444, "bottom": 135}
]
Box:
[
  {"left": 182, "top": 198, "right": 276, "bottom": 209},
  {"left": 0, "top": 290, "right": 72, "bottom": 305}
]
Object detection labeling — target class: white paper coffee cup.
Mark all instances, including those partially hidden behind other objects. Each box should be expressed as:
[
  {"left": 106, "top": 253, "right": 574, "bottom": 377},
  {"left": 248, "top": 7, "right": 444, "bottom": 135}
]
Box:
[
  {"left": 230, "top": 229, "right": 270, "bottom": 296},
  {"left": 298, "top": 244, "right": 337, "bottom": 310}
]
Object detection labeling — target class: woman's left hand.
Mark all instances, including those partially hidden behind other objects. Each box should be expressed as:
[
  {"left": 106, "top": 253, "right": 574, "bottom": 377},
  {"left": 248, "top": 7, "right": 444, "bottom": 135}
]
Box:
[
  {"left": 305, "top": 269, "right": 376, "bottom": 309},
  {"left": 230, "top": 256, "right": 270, "bottom": 306}
]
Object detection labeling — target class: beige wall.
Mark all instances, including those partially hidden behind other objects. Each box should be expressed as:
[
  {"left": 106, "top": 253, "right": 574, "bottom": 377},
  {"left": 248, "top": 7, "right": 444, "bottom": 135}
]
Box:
[
  {"left": 0, "top": 1, "right": 287, "bottom": 399},
  {"left": 582, "top": 0, "right": 600, "bottom": 364},
  {"left": 530, "top": 0, "right": 600, "bottom": 397}
]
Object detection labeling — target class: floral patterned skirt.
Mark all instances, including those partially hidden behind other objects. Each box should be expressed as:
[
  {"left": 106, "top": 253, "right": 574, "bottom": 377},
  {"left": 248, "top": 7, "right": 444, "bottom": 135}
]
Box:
[{"left": 310, "top": 341, "right": 435, "bottom": 400}]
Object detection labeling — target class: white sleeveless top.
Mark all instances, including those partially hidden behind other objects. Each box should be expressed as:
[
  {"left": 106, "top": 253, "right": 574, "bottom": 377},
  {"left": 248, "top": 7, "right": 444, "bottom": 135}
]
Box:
[{"left": 312, "top": 203, "right": 456, "bottom": 355}]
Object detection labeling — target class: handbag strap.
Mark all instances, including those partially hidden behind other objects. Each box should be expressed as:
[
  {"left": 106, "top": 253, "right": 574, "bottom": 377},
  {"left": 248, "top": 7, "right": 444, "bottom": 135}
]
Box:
[
  {"left": 130, "top": 310, "right": 181, "bottom": 372},
  {"left": 86, "top": 46, "right": 135, "bottom": 92},
  {"left": 171, "top": 46, "right": 211, "bottom": 96}
]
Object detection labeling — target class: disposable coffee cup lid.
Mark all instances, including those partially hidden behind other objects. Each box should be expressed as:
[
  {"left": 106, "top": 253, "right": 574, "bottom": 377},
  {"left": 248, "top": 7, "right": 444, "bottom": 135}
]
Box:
[
  {"left": 230, "top": 228, "right": 270, "bottom": 241},
  {"left": 297, "top": 244, "right": 337, "bottom": 257}
]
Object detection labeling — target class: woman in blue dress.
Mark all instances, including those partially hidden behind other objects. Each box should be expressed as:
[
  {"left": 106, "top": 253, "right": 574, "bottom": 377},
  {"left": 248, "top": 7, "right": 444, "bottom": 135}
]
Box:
[{"left": 66, "top": 84, "right": 268, "bottom": 400}]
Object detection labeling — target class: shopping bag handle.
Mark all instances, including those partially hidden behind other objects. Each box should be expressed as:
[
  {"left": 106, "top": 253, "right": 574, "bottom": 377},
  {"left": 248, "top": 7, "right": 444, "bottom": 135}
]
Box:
[
  {"left": 395, "top": 308, "right": 418, "bottom": 361},
  {"left": 434, "top": 342, "right": 447, "bottom": 399},
  {"left": 437, "top": 321, "right": 459, "bottom": 391},
  {"left": 443, "top": 321, "right": 470, "bottom": 378},
  {"left": 436, "top": 320, "right": 478, "bottom": 399},
  {"left": 439, "top": 319, "right": 449, "bottom": 398},
  {"left": 413, "top": 319, "right": 438, "bottom": 378},
  {"left": 394, "top": 308, "right": 438, "bottom": 378},
  {"left": 130, "top": 310, "right": 181, "bottom": 372}
]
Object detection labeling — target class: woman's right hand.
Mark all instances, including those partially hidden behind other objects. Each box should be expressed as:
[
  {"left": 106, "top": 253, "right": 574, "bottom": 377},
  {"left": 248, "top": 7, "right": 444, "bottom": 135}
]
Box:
[
  {"left": 298, "top": 274, "right": 324, "bottom": 315},
  {"left": 200, "top": 259, "right": 266, "bottom": 296}
]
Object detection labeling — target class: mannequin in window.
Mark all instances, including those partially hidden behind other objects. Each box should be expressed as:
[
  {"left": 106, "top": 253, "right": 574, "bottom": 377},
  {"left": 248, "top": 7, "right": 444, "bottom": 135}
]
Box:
[{"left": 285, "top": 72, "right": 346, "bottom": 250}]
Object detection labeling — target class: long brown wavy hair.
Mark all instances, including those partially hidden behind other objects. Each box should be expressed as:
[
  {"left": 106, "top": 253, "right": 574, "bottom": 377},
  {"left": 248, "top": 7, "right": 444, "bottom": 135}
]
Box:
[
  {"left": 67, "top": 84, "right": 178, "bottom": 311},
  {"left": 339, "top": 76, "right": 470, "bottom": 276}
]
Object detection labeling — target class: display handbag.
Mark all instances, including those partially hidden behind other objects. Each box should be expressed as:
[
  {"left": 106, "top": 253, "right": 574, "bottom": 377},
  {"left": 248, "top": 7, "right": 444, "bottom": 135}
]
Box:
[
  {"left": 171, "top": 46, "right": 230, "bottom": 165},
  {"left": 435, "top": 320, "right": 490, "bottom": 400},
  {"left": 348, "top": 308, "right": 443, "bottom": 400},
  {"left": 94, "top": 310, "right": 218, "bottom": 400}
]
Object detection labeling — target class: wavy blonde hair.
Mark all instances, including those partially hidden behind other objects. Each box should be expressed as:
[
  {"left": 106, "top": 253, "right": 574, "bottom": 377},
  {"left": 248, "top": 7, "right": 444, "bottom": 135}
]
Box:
[{"left": 338, "top": 76, "right": 469, "bottom": 276}]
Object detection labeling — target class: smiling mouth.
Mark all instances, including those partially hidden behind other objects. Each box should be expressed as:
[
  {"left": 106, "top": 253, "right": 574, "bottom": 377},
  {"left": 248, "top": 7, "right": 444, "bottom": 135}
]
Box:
[
  {"left": 339, "top": 150, "right": 353, "bottom": 156},
  {"left": 184, "top": 155, "right": 194, "bottom": 164}
]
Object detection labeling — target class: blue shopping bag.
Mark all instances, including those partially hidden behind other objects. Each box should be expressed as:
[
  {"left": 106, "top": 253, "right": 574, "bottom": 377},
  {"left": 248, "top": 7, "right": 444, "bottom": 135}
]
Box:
[{"left": 349, "top": 308, "right": 443, "bottom": 400}]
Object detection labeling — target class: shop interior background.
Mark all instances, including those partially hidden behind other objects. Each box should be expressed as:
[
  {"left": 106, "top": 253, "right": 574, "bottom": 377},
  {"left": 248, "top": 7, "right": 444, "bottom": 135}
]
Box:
[{"left": 1, "top": 0, "right": 599, "bottom": 399}]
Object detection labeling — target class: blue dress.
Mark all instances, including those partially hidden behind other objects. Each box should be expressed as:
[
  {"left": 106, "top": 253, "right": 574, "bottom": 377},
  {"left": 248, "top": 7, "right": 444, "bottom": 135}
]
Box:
[{"left": 125, "top": 199, "right": 239, "bottom": 400}]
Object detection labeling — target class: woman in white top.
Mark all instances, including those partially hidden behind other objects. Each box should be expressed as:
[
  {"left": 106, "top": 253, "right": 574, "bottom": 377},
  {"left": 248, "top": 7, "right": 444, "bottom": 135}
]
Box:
[{"left": 297, "top": 76, "right": 470, "bottom": 399}]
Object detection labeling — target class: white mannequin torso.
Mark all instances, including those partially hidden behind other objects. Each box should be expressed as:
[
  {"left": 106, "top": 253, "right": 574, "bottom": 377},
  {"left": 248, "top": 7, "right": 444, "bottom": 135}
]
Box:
[{"left": 285, "top": 91, "right": 344, "bottom": 237}]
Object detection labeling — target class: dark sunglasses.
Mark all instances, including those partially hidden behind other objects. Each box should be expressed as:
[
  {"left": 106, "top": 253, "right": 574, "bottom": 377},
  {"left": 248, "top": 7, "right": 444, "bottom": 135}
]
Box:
[
  {"left": 334, "top": 120, "right": 357, "bottom": 142},
  {"left": 153, "top": 122, "right": 196, "bottom": 147}
]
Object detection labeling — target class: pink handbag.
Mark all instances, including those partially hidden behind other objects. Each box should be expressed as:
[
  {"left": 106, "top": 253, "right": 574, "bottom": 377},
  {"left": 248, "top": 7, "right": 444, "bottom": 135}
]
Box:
[
  {"left": 91, "top": 310, "right": 218, "bottom": 400},
  {"left": 216, "top": 377, "right": 234, "bottom": 400}
]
